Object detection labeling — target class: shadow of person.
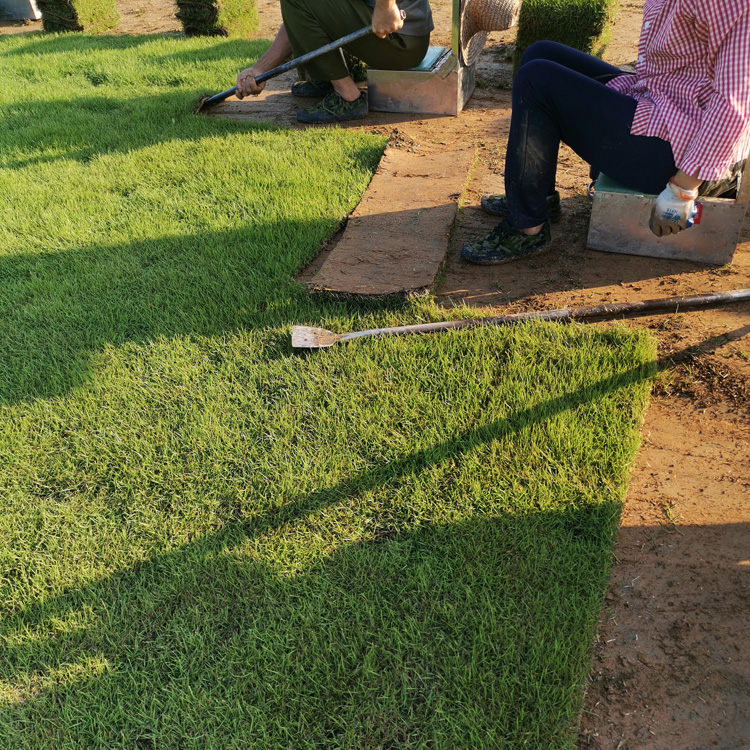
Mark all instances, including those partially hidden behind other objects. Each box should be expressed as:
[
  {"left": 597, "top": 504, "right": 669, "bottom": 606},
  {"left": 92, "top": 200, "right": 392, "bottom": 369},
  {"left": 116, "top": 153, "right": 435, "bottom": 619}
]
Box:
[
  {"left": 0, "top": 217, "right": 401, "bottom": 404},
  {"left": 1, "top": 340, "right": 670, "bottom": 745},
  {"left": 2, "top": 504, "right": 628, "bottom": 746}
]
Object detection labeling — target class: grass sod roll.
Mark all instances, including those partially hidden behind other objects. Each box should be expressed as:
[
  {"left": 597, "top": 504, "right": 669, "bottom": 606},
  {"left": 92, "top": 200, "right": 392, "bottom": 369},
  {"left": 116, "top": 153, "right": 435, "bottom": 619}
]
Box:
[
  {"left": 36, "top": 0, "right": 119, "bottom": 32},
  {"left": 514, "top": 0, "right": 619, "bottom": 69},
  {"left": 176, "top": 0, "right": 258, "bottom": 37}
]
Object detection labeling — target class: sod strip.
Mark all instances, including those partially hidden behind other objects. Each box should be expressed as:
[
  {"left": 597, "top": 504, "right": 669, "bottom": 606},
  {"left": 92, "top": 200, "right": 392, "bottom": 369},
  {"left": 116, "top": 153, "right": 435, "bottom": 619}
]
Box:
[
  {"left": 0, "top": 33, "right": 655, "bottom": 750},
  {"left": 1, "top": 326, "right": 654, "bottom": 749}
]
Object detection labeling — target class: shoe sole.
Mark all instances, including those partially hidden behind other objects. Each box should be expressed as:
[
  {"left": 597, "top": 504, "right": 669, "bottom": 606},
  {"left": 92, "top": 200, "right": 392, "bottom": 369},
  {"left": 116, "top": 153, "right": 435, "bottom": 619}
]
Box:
[{"left": 460, "top": 239, "right": 553, "bottom": 265}]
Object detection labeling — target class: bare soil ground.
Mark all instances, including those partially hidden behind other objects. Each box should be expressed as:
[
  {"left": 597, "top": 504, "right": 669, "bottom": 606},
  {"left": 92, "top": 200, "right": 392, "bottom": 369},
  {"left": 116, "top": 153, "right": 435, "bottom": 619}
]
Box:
[{"left": 3, "top": 2, "right": 749, "bottom": 748}]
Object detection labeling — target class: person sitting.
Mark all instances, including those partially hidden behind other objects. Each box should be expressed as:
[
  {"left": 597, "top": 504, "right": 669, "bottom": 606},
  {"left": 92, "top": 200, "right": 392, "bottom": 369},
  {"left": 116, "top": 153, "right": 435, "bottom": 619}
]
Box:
[
  {"left": 461, "top": 0, "right": 750, "bottom": 265},
  {"left": 235, "top": 0, "right": 434, "bottom": 123}
]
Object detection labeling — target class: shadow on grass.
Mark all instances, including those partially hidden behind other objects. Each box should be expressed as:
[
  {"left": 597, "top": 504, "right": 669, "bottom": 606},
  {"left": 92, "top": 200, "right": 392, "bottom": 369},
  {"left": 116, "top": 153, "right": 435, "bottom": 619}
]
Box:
[
  {"left": 0, "top": 221, "right": 398, "bottom": 404},
  {"left": 1, "top": 355, "right": 661, "bottom": 746},
  {"left": 1, "top": 512, "right": 624, "bottom": 748},
  {"left": 0, "top": 32, "right": 257, "bottom": 59},
  {"left": 3, "top": 194, "right": 744, "bottom": 406},
  {"left": 0, "top": 88, "right": 279, "bottom": 171},
  {"left": 19, "top": 328, "right": 750, "bottom": 745}
]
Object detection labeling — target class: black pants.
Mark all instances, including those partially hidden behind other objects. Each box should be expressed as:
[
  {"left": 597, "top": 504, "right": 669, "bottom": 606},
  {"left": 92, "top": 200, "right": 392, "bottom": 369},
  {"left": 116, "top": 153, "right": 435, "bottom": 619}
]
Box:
[
  {"left": 280, "top": 0, "right": 429, "bottom": 82},
  {"left": 505, "top": 41, "right": 678, "bottom": 228}
]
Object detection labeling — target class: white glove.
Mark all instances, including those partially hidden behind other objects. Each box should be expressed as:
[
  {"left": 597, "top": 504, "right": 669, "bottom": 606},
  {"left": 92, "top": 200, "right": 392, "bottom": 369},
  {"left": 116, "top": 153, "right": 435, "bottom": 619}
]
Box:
[{"left": 649, "top": 181, "right": 701, "bottom": 237}]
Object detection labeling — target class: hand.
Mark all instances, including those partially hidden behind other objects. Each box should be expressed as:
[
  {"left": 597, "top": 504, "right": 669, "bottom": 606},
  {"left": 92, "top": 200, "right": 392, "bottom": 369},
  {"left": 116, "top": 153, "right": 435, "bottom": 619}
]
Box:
[
  {"left": 372, "top": 1, "right": 405, "bottom": 38},
  {"left": 649, "top": 180, "right": 701, "bottom": 237},
  {"left": 236, "top": 67, "right": 265, "bottom": 99}
]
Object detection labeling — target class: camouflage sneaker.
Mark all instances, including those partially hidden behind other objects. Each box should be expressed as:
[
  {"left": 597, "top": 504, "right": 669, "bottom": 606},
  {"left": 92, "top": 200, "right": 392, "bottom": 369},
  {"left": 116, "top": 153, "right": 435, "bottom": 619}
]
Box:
[
  {"left": 297, "top": 91, "right": 368, "bottom": 124},
  {"left": 291, "top": 79, "right": 334, "bottom": 98},
  {"left": 343, "top": 50, "right": 368, "bottom": 83},
  {"left": 480, "top": 191, "right": 562, "bottom": 222},
  {"left": 461, "top": 219, "right": 552, "bottom": 265}
]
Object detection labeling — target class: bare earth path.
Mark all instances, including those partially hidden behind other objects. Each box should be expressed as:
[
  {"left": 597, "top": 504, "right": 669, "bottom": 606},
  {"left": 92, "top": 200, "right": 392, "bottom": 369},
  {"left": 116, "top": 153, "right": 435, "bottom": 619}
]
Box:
[{"left": 2, "top": 2, "right": 749, "bottom": 748}]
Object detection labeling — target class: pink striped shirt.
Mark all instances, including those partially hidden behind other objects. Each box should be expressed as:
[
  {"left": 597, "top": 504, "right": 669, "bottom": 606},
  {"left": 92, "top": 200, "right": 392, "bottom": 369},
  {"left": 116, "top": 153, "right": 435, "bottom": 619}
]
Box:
[{"left": 607, "top": 0, "right": 750, "bottom": 181}]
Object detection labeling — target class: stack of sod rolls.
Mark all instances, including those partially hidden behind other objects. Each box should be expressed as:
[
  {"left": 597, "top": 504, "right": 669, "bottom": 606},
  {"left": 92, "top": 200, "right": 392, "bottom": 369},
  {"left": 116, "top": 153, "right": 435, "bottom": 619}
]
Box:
[
  {"left": 514, "top": 0, "right": 619, "bottom": 68},
  {"left": 176, "top": 0, "right": 258, "bottom": 36},
  {"left": 36, "top": 0, "right": 118, "bottom": 32}
]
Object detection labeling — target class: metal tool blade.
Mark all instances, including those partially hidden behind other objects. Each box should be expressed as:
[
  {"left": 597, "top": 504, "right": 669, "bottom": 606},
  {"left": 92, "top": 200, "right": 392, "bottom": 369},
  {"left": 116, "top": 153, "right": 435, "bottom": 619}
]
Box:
[{"left": 291, "top": 326, "right": 344, "bottom": 349}]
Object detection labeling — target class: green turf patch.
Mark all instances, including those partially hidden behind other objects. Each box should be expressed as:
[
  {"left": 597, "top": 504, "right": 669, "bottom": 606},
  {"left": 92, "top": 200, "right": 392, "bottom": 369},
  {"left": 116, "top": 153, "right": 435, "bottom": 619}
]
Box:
[
  {"left": 176, "top": 0, "right": 259, "bottom": 38},
  {"left": 515, "top": 0, "right": 620, "bottom": 68},
  {"left": 0, "top": 33, "right": 654, "bottom": 749},
  {"left": 36, "top": 0, "right": 119, "bottom": 33}
]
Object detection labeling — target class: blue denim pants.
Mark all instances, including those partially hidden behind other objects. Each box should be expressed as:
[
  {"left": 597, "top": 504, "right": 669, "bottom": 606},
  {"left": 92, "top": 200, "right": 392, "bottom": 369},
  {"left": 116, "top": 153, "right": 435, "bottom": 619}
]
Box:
[{"left": 505, "top": 41, "right": 678, "bottom": 228}]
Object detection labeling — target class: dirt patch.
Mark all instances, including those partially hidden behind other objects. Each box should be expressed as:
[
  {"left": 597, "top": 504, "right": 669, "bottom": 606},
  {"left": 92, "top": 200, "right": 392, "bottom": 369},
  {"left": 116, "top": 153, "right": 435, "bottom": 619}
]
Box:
[
  {"left": 3, "top": 2, "right": 750, "bottom": 748},
  {"left": 578, "top": 399, "right": 750, "bottom": 750},
  {"left": 303, "top": 148, "right": 473, "bottom": 298},
  {"left": 110, "top": 0, "right": 181, "bottom": 35}
]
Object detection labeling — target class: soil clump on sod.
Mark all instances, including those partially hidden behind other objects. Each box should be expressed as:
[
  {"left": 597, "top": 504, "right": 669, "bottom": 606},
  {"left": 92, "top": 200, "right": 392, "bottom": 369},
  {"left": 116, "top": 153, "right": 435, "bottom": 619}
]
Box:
[{"left": 3, "top": 1, "right": 749, "bottom": 748}]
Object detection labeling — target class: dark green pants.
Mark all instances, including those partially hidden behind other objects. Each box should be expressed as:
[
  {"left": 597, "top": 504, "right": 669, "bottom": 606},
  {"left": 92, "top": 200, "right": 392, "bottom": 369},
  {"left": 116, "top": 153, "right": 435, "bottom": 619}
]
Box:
[{"left": 281, "top": 0, "right": 430, "bottom": 81}]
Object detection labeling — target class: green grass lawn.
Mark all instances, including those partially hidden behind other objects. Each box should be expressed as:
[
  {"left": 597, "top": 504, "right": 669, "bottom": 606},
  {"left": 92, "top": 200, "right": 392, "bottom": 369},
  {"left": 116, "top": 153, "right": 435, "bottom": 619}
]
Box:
[{"left": 1, "top": 33, "right": 655, "bottom": 749}]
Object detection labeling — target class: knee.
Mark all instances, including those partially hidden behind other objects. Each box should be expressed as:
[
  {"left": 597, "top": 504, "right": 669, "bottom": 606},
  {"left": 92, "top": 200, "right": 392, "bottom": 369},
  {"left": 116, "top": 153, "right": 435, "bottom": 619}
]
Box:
[
  {"left": 519, "top": 40, "right": 569, "bottom": 69},
  {"left": 519, "top": 40, "right": 556, "bottom": 68},
  {"left": 513, "top": 58, "right": 554, "bottom": 96},
  {"left": 280, "top": 0, "right": 303, "bottom": 20}
]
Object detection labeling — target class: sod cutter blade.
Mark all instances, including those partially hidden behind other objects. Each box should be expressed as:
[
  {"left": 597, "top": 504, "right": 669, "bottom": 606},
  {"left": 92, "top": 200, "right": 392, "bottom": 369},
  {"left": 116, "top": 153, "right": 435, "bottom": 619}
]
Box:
[
  {"left": 196, "top": 25, "right": 374, "bottom": 112},
  {"left": 291, "top": 326, "right": 345, "bottom": 349}
]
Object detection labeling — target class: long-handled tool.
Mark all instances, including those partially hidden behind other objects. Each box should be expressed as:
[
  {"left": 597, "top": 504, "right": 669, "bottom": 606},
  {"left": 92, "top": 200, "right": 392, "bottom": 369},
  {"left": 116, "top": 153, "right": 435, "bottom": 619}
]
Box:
[
  {"left": 195, "top": 25, "right": 374, "bottom": 112},
  {"left": 291, "top": 288, "right": 750, "bottom": 349}
]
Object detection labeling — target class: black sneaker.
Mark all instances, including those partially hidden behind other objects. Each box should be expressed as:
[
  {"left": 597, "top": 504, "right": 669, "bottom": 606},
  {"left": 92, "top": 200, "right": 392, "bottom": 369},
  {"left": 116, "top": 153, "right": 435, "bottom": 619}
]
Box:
[
  {"left": 291, "top": 79, "right": 334, "bottom": 97},
  {"left": 461, "top": 219, "right": 552, "bottom": 265},
  {"left": 297, "top": 92, "right": 368, "bottom": 124},
  {"left": 480, "top": 191, "right": 562, "bottom": 223}
]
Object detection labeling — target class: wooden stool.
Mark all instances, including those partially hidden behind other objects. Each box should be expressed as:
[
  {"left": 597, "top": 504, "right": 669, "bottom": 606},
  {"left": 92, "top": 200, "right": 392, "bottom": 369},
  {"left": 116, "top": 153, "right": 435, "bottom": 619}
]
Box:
[{"left": 587, "top": 161, "right": 750, "bottom": 266}]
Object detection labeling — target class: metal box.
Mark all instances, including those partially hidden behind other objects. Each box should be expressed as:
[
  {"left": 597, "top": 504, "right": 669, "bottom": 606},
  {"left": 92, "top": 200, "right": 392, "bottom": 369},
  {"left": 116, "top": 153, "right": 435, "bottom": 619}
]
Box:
[
  {"left": 367, "top": 0, "right": 477, "bottom": 116},
  {"left": 587, "top": 171, "right": 750, "bottom": 266},
  {"left": 367, "top": 46, "right": 475, "bottom": 116}
]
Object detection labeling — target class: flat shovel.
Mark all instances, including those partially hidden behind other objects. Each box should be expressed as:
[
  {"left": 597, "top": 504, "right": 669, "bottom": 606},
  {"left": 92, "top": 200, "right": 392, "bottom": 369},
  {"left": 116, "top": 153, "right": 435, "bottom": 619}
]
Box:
[
  {"left": 291, "top": 288, "right": 750, "bottom": 349},
  {"left": 195, "top": 25, "right": 374, "bottom": 112}
]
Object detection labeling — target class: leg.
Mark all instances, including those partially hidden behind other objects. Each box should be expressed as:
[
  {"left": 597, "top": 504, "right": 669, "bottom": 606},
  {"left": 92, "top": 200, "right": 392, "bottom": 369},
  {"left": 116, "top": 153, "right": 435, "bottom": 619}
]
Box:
[
  {"left": 481, "top": 42, "right": 632, "bottom": 220},
  {"left": 463, "top": 45, "right": 676, "bottom": 264},
  {"left": 281, "top": 0, "right": 369, "bottom": 83},
  {"left": 282, "top": 0, "right": 430, "bottom": 121},
  {"left": 344, "top": 32, "right": 429, "bottom": 72},
  {"left": 505, "top": 57, "right": 676, "bottom": 229},
  {"left": 281, "top": 0, "right": 428, "bottom": 85},
  {"left": 519, "top": 40, "right": 627, "bottom": 84},
  {"left": 282, "top": 0, "right": 366, "bottom": 119}
]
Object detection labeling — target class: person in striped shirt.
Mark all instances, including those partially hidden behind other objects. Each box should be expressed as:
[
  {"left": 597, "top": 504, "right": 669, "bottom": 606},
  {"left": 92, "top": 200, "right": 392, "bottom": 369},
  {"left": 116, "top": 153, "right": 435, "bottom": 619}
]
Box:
[{"left": 461, "top": 0, "right": 750, "bottom": 265}]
